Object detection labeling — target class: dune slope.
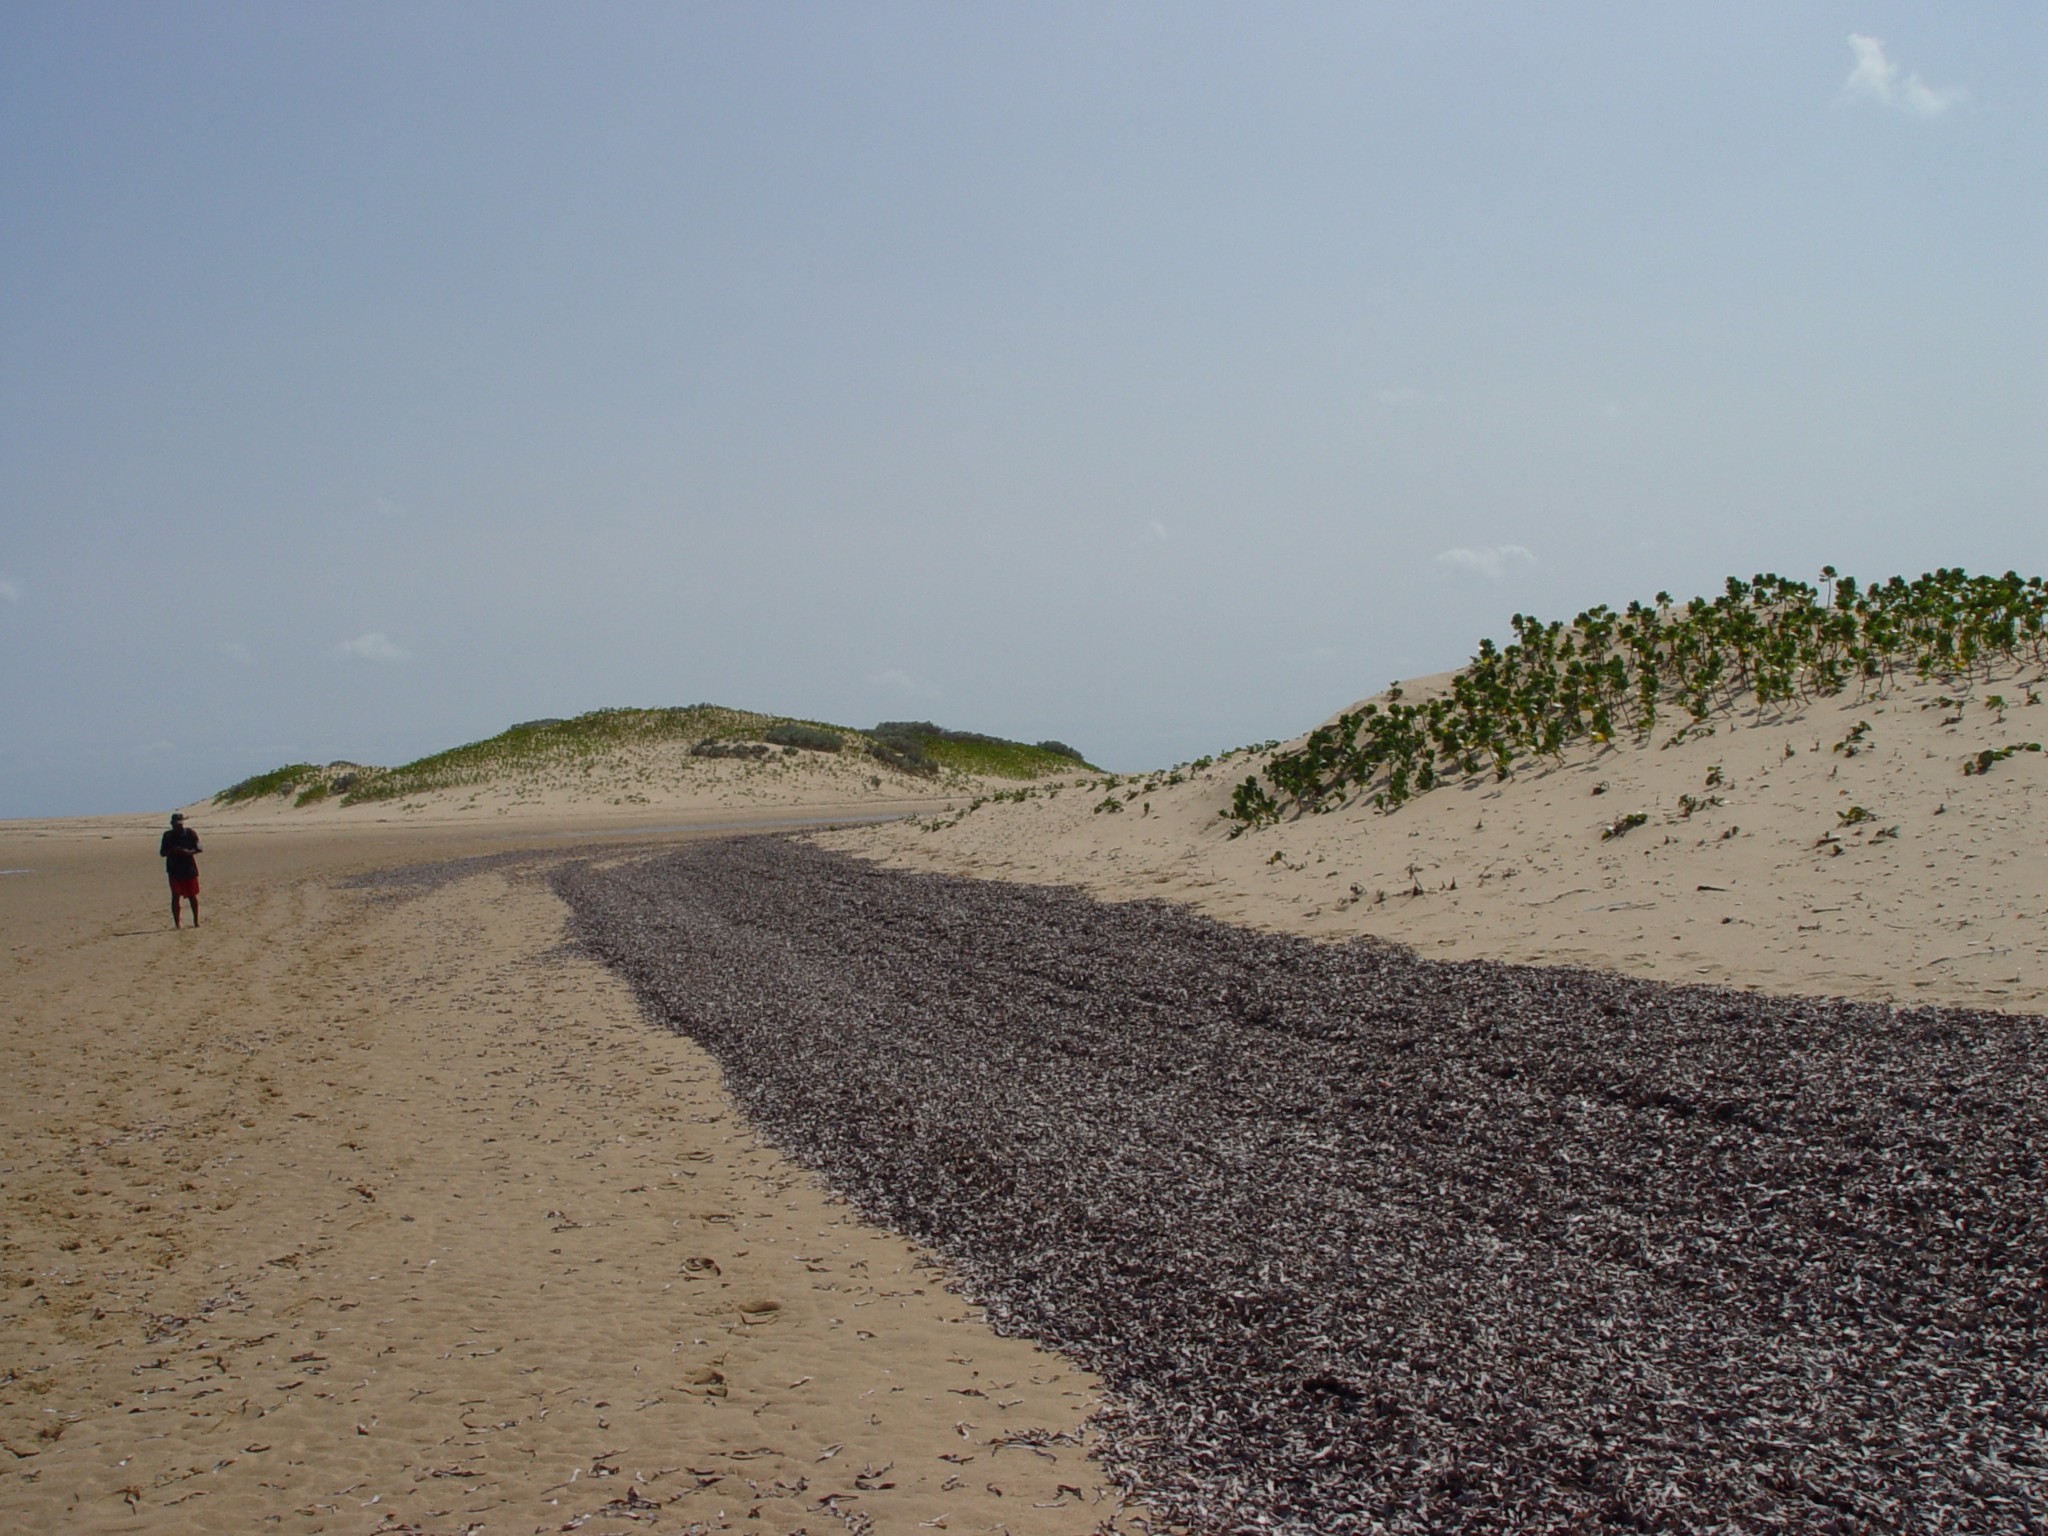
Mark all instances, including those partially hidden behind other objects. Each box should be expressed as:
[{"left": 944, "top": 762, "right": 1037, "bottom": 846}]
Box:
[
  {"left": 196, "top": 707, "right": 1092, "bottom": 832},
  {"left": 824, "top": 648, "right": 2047, "bottom": 1012}
]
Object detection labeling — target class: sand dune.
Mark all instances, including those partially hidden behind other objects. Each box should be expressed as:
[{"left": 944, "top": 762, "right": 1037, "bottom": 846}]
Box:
[
  {"left": 191, "top": 749, "right": 976, "bottom": 835},
  {"left": 820, "top": 667, "right": 2047, "bottom": 1013},
  {"left": 193, "top": 710, "right": 1081, "bottom": 835}
]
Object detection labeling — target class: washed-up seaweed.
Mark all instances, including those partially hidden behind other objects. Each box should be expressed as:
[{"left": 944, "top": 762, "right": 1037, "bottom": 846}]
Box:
[{"left": 552, "top": 837, "right": 2046, "bottom": 1534}]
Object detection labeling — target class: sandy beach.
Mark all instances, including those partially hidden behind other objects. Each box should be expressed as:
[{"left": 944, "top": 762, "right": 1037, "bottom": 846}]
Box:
[
  {"left": 11, "top": 3, "right": 2038, "bottom": 1527},
  {"left": 6, "top": 658, "right": 2044, "bottom": 1533},
  {"left": 0, "top": 815, "right": 1132, "bottom": 1535}
]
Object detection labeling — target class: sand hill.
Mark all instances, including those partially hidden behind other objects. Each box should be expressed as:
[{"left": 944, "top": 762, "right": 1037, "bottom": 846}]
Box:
[
  {"left": 192, "top": 706, "right": 1092, "bottom": 833},
  {"left": 824, "top": 575, "right": 2048, "bottom": 1014}
]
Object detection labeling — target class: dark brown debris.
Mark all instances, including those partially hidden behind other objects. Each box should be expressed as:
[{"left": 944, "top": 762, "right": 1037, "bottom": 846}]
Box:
[{"left": 553, "top": 837, "right": 2047, "bottom": 1535}]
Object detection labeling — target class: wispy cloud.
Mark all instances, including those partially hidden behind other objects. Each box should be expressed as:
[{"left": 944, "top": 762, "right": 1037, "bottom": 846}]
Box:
[
  {"left": 0, "top": 574, "right": 20, "bottom": 603},
  {"left": 867, "top": 667, "right": 941, "bottom": 697},
  {"left": 338, "top": 631, "right": 411, "bottom": 662},
  {"left": 1841, "top": 34, "right": 1965, "bottom": 117},
  {"left": 1434, "top": 544, "right": 1535, "bottom": 579}
]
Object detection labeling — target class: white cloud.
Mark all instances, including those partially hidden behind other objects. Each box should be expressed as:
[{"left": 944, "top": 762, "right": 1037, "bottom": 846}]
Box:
[
  {"left": 1841, "top": 34, "right": 1964, "bottom": 117},
  {"left": 1900, "top": 75, "right": 1964, "bottom": 117},
  {"left": 866, "top": 667, "right": 940, "bottom": 697},
  {"left": 1434, "top": 544, "right": 1535, "bottom": 579},
  {"left": 0, "top": 575, "right": 20, "bottom": 603},
  {"left": 338, "top": 631, "right": 411, "bottom": 662}
]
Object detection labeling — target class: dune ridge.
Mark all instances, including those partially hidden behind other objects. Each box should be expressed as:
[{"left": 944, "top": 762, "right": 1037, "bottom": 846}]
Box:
[
  {"left": 195, "top": 708, "right": 1092, "bottom": 833},
  {"left": 821, "top": 570, "right": 2048, "bottom": 1013}
]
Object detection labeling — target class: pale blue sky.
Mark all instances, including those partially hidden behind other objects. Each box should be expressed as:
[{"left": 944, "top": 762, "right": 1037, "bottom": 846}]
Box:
[{"left": 3, "top": 4, "right": 2042, "bottom": 816}]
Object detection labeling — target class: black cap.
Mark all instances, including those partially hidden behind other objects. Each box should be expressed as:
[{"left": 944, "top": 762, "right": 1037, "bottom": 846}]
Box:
[{"left": 170, "top": 812, "right": 185, "bottom": 823}]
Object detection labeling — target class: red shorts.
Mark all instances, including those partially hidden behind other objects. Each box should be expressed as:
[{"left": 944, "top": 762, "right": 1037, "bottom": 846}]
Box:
[{"left": 170, "top": 876, "right": 200, "bottom": 899}]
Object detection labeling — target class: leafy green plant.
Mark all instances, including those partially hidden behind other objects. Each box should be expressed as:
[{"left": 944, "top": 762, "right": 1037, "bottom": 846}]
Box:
[
  {"left": 1838, "top": 805, "right": 1874, "bottom": 826},
  {"left": 1601, "top": 812, "right": 1649, "bottom": 840},
  {"left": 1221, "top": 776, "right": 1281, "bottom": 834},
  {"left": 1226, "top": 566, "right": 2048, "bottom": 827},
  {"left": 1963, "top": 742, "right": 2043, "bottom": 776}
]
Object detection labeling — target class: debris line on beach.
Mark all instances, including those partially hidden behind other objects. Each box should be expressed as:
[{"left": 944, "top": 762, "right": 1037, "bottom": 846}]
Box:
[{"left": 555, "top": 837, "right": 2046, "bottom": 1535}]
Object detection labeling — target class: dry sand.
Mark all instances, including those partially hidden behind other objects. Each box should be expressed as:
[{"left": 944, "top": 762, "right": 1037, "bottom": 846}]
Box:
[
  {"left": 819, "top": 668, "right": 2048, "bottom": 1013},
  {"left": 1, "top": 815, "right": 1132, "bottom": 1535}
]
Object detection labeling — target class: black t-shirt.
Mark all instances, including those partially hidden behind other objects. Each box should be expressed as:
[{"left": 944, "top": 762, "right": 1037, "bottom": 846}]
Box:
[{"left": 160, "top": 826, "right": 201, "bottom": 879}]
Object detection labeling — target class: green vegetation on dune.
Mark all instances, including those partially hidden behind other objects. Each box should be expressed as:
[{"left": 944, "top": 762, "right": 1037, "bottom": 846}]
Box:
[
  {"left": 214, "top": 762, "right": 324, "bottom": 805},
  {"left": 921, "top": 735, "right": 1089, "bottom": 779},
  {"left": 1229, "top": 566, "right": 2048, "bottom": 830},
  {"left": 212, "top": 706, "right": 1091, "bottom": 808},
  {"left": 869, "top": 720, "right": 1098, "bottom": 780},
  {"left": 341, "top": 705, "right": 772, "bottom": 803}
]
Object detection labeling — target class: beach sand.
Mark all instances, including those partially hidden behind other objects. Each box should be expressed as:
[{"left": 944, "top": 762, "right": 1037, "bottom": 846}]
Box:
[{"left": 0, "top": 816, "right": 1132, "bottom": 1535}]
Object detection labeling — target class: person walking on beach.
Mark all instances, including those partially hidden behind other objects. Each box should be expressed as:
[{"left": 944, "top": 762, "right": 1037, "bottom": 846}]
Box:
[{"left": 160, "top": 812, "right": 202, "bottom": 928}]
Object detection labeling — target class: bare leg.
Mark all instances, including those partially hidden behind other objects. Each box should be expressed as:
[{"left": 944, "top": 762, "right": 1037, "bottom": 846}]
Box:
[
  {"left": 190, "top": 896, "right": 199, "bottom": 928},
  {"left": 172, "top": 893, "right": 182, "bottom": 928}
]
